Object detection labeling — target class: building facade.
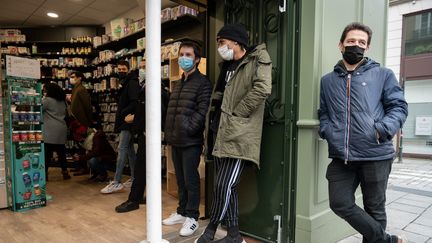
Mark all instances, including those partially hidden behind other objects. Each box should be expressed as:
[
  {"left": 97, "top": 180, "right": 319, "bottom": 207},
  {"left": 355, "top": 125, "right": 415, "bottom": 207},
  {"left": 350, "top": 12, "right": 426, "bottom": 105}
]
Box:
[{"left": 387, "top": 0, "right": 432, "bottom": 158}]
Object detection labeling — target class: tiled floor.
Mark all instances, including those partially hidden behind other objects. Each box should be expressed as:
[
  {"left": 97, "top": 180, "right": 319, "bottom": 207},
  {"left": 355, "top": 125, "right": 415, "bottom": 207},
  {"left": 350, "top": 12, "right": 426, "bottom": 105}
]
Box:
[{"left": 338, "top": 158, "right": 432, "bottom": 243}]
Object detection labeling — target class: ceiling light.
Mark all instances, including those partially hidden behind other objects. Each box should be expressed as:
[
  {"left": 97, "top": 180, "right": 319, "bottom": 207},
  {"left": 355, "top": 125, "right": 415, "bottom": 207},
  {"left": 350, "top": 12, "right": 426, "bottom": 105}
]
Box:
[{"left": 47, "top": 12, "right": 59, "bottom": 18}]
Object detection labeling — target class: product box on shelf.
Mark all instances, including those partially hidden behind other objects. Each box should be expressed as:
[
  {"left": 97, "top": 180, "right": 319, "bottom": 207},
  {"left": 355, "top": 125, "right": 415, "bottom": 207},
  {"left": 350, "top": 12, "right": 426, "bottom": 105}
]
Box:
[
  {"left": 137, "top": 37, "right": 146, "bottom": 50},
  {"left": 161, "top": 8, "right": 172, "bottom": 23},
  {"left": 110, "top": 18, "right": 131, "bottom": 40}
]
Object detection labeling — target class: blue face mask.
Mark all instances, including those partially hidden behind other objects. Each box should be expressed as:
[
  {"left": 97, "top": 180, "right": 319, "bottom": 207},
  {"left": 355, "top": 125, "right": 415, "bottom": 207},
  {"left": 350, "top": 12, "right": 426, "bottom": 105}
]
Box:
[
  {"left": 178, "top": 56, "right": 195, "bottom": 72},
  {"left": 139, "top": 69, "right": 146, "bottom": 82}
]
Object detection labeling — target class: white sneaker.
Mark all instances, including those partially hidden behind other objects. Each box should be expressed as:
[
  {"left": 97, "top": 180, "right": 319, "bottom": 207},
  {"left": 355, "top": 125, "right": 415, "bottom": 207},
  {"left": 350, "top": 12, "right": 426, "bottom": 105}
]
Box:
[
  {"left": 162, "top": 212, "right": 186, "bottom": 225},
  {"left": 180, "top": 217, "right": 199, "bottom": 236},
  {"left": 123, "top": 178, "right": 133, "bottom": 188},
  {"left": 100, "top": 181, "right": 124, "bottom": 194}
]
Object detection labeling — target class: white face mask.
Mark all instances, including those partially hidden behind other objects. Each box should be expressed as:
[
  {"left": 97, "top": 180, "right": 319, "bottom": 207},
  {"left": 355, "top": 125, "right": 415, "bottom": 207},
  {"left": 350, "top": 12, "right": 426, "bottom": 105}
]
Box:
[
  {"left": 70, "top": 78, "right": 76, "bottom": 85},
  {"left": 218, "top": 45, "right": 234, "bottom": 61}
]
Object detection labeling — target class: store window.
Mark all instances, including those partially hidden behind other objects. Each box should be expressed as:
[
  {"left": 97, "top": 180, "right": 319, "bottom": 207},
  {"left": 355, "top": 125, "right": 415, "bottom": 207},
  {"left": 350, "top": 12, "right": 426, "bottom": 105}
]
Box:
[
  {"left": 402, "top": 79, "right": 432, "bottom": 155},
  {"left": 404, "top": 9, "right": 432, "bottom": 56}
]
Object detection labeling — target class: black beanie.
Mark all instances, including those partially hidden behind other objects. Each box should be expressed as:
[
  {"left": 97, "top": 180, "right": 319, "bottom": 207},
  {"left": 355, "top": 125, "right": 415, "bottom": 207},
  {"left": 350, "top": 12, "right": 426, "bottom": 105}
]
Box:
[{"left": 217, "top": 24, "right": 248, "bottom": 47}]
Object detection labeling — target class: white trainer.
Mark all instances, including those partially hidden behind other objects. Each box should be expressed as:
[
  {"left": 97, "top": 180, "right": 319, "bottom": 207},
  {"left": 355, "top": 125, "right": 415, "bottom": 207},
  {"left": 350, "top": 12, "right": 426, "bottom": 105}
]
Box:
[
  {"left": 180, "top": 217, "right": 199, "bottom": 236},
  {"left": 162, "top": 212, "right": 186, "bottom": 225},
  {"left": 100, "top": 181, "right": 124, "bottom": 194},
  {"left": 123, "top": 178, "right": 133, "bottom": 188}
]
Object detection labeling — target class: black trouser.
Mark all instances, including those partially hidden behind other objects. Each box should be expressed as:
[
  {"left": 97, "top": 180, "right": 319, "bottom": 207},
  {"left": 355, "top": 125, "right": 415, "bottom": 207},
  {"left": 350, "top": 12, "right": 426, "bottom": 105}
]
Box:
[
  {"left": 209, "top": 157, "right": 245, "bottom": 227},
  {"left": 172, "top": 145, "right": 202, "bottom": 220},
  {"left": 128, "top": 133, "right": 146, "bottom": 203},
  {"left": 44, "top": 143, "right": 68, "bottom": 174},
  {"left": 326, "top": 159, "right": 395, "bottom": 243}
]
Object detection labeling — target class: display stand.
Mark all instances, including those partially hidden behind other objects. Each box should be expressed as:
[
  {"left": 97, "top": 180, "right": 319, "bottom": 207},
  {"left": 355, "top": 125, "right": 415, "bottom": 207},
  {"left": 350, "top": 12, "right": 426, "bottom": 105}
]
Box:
[{"left": 3, "top": 55, "right": 46, "bottom": 212}]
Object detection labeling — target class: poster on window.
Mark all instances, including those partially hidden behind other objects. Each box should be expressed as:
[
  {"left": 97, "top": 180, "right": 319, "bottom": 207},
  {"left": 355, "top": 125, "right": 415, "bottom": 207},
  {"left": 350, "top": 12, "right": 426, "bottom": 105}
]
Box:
[{"left": 415, "top": 116, "right": 432, "bottom": 136}]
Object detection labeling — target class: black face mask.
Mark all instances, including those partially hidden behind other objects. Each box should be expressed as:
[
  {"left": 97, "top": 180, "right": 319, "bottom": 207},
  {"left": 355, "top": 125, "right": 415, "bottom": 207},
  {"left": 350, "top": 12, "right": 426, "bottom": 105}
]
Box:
[
  {"left": 342, "top": 45, "right": 365, "bottom": 65},
  {"left": 118, "top": 72, "right": 127, "bottom": 80}
]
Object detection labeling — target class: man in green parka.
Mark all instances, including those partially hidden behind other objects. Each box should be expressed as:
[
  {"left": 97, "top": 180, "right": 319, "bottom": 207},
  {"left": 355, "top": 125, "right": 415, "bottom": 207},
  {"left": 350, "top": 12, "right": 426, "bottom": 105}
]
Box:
[{"left": 195, "top": 24, "right": 272, "bottom": 243}]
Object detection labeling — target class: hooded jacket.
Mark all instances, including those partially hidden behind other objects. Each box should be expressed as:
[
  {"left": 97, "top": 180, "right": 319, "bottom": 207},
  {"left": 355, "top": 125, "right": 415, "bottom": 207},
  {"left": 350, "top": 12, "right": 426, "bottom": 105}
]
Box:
[
  {"left": 211, "top": 43, "right": 272, "bottom": 167},
  {"left": 318, "top": 58, "right": 408, "bottom": 161}
]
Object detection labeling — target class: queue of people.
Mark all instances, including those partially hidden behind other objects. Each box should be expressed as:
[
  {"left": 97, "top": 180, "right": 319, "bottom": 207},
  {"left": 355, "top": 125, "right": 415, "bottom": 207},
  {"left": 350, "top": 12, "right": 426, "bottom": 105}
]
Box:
[{"left": 41, "top": 22, "right": 408, "bottom": 243}]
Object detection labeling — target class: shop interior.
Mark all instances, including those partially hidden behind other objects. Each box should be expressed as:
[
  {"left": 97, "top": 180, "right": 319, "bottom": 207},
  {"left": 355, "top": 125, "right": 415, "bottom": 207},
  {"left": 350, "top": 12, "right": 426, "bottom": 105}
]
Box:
[{"left": 0, "top": 0, "right": 236, "bottom": 242}]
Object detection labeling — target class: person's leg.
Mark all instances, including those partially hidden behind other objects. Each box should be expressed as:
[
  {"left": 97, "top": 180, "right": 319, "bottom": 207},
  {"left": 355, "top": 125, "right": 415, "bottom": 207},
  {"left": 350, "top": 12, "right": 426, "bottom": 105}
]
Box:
[
  {"left": 55, "top": 144, "right": 70, "bottom": 179},
  {"left": 359, "top": 159, "right": 394, "bottom": 243},
  {"left": 221, "top": 158, "right": 245, "bottom": 229},
  {"left": 114, "top": 130, "right": 133, "bottom": 183},
  {"left": 44, "top": 143, "right": 54, "bottom": 179},
  {"left": 209, "top": 157, "right": 245, "bottom": 226},
  {"left": 327, "top": 159, "right": 392, "bottom": 243},
  {"left": 182, "top": 145, "right": 202, "bottom": 221},
  {"left": 127, "top": 130, "right": 136, "bottom": 180},
  {"left": 128, "top": 134, "right": 146, "bottom": 203},
  {"left": 88, "top": 157, "right": 103, "bottom": 175},
  {"left": 172, "top": 146, "right": 187, "bottom": 216}
]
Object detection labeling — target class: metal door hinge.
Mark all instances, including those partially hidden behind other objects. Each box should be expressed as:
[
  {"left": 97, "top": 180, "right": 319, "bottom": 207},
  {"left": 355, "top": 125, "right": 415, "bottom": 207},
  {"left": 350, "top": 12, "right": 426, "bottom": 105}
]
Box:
[
  {"left": 279, "top": 0, "right": 286, "bottom": 13},
  {"left": 274, "top": 215, "right": 282, "bottom": 242}
]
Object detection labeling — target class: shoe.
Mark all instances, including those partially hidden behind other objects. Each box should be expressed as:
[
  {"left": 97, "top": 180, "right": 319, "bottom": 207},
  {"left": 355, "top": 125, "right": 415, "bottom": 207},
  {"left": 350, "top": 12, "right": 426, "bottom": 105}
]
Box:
[
  {"left": 88, "top": 174, "right": 98, "bottom": 181},
  {"left": 162, "top": 212, "right": 186, "bottom": 225},
  {"left": 115, "top": 200, "right": 139, "bottom": 213},
  {"left": 71, "top": 167, "right": 80, "bottom": 172},
  {"left": 397, "top": 235, "right": 408, "bottom": 243},
  {"left": 139, "top": 197, "right": 146, "bottom": 204},
  {"left": 62, "top": 170, "right": 71, "bottom": 180},
  {"left": 180, "top": 217, "right": 199, "bottom": 236},
  {"left": 73, "top": 168, "right": 89, "bottom": 176},
  {"left": 123, "top": 178, "right": 133, "bottom": 188},
  {"left": 95, "top": 174, "right": 108, "bottom": 182},
  {"left": 213, "top": 234, "right": 246, "bottom": 243},
  {"left": 100, "top": 181, "right": 124, "bottom": 194},
  {"left": 194, "top": 228, "right": 215, "bottom": 243}
]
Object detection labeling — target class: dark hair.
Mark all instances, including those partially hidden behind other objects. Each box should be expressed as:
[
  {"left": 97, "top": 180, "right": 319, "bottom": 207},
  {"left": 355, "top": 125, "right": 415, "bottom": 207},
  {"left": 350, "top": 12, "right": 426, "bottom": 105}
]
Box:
[
  {"left": 179, "top": 41, "right": 202, "bottom": 62},
  {"left": 45, "top": 82, "right": 65, "bottom": 101},
  {"left": 71, "top": 71, "right": 85, "bottom": 80},
  {"left": 117, "top": 60, "right": 130, "bottom": 70},
  {"left": 340, "top": 22, "right": 373, "bottom": 45}
]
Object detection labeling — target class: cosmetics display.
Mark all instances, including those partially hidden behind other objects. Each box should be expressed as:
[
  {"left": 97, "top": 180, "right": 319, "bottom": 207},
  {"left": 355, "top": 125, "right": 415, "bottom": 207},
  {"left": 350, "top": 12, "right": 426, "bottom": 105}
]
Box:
[{"left": 3, "top": 55, "right": 46, "bottom": 211}]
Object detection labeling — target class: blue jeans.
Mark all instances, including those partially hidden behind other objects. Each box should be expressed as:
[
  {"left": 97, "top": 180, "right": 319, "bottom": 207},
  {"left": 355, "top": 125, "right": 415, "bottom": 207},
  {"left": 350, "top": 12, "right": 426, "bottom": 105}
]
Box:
[
  {"left": 87, "top": 157, "right": 107, "bottom": 176},
  {"left": 327, "top": 159, "right": 395, "bottom": 243},
  {"left": 114, "top": 130, "right": 136, "bottom": 182}
]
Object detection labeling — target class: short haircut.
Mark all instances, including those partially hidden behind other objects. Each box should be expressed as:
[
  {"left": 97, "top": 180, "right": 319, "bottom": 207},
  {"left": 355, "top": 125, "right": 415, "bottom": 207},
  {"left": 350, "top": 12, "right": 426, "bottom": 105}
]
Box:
[
  {"left": 340, "top": 22, "right": 373, "bottom": 45},
  {"left": 71, "top": 71, "right": 85, "bottom": 80},
  {"left": 45, "top": 82, "right": 66, "bottom": 101},
  {"left": 117, "top": 60, "right": 130, "bottom": 70},
  {"left": 179, "top": 41, "right": 202, "bottom": 61}
]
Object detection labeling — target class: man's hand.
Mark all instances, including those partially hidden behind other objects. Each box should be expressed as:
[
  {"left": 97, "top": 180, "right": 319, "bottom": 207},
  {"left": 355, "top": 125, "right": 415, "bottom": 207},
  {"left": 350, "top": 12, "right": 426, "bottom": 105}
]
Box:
[
  {"left": 125, "top": 114, "right": 134, "bottom": 123},
  {"left": 375, "top": 130, "right": 380, "bottom": 144}
]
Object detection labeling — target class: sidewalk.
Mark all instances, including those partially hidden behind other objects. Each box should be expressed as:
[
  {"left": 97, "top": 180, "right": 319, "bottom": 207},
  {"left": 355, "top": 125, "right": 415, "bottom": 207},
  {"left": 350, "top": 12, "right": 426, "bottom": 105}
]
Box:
[{"left": 339, "top": 158, "right": 432, "bottom": 243}]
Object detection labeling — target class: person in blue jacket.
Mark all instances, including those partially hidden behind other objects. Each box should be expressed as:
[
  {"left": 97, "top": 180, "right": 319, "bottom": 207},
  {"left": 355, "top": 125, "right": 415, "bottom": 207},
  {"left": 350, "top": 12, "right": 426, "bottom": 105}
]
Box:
[{"left": 319, "top": 22, "right": 408, "bottom": 243}]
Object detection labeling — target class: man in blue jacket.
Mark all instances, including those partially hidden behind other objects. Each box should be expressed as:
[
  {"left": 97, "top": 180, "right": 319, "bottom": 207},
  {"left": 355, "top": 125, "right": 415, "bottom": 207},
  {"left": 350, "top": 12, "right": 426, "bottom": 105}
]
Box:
[{"left": 319, "top": 23, "right": 408, "bottom": 243}]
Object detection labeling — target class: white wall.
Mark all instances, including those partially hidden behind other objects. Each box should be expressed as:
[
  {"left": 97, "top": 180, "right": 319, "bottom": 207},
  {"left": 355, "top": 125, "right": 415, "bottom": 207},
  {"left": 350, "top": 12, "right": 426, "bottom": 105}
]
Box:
[
  {"left": 405, "top": 79, "right": 432, "bottom": 103},
  {"left": 386, "top": 0, "right": 432, "bottom": 81}
]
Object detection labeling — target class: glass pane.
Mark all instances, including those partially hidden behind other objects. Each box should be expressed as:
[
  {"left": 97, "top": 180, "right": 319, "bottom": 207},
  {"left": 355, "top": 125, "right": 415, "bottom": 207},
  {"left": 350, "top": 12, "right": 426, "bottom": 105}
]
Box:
[
  {"left": 402, "top": 79, "right": 432, "bottom": 155},
  {"left": 404, "top": 10, "right": 432, "bottom": 56}
]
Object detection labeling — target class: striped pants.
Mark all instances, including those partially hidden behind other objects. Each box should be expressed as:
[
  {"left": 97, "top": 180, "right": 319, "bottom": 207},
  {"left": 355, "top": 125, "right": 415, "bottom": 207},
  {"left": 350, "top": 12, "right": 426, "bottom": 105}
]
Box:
[{"left": 209, "top": 157, "right": 245, "bottom": 227}]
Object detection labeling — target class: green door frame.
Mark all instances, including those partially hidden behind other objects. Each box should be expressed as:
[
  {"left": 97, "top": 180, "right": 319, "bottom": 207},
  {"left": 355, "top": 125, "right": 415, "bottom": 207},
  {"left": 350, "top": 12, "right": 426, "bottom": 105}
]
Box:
[{"left": 205, "top": 0, "right": 301, "bottom": 242}]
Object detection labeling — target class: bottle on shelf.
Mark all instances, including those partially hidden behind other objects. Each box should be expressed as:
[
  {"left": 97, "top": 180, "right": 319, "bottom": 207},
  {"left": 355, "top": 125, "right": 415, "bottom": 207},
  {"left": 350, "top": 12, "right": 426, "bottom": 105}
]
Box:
[{"left": 32, "top": 44, "right": 37, "bottom": 54}]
